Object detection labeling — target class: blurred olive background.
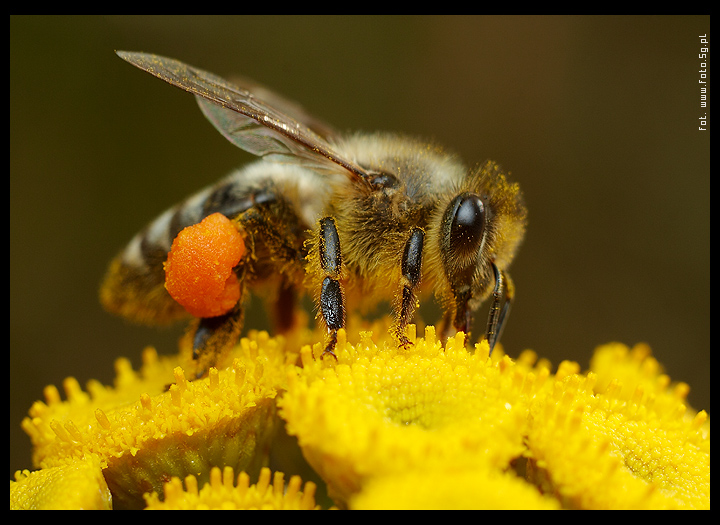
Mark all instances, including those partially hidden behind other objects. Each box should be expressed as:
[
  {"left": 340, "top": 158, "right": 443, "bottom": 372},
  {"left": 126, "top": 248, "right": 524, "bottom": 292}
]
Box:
[{"left": 11, "top": 16, "right": 709, "bottom": 477}]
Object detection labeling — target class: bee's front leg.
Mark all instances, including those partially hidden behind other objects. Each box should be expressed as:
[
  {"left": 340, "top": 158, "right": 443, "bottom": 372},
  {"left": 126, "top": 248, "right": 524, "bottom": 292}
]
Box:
[
  {"left": 394, "top": 227, "right": 425, "bottom": 347},
  {"left": 451, "top": 289, "right": 474, "bottom": 344},
  {"left": 317, "top": 217, "right": 345, "bottom": 358},
  {"left": 483, "top": 262, "right": 514, "bottom": 354},
  {"left": 448, "top": 262, "right": 513, "bottom": 355}
]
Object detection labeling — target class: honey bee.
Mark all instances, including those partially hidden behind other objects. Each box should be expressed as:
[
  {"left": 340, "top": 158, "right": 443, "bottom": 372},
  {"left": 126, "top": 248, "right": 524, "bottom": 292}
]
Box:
[{"left": 101, "top": 51, "right": 527, "bottom": 376}]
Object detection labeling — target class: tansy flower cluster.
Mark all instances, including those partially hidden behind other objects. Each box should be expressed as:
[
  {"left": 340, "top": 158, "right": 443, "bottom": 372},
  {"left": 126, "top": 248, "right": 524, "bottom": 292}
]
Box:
[{"left": 12, "top": 319, "right": 709, "bottom": 509}]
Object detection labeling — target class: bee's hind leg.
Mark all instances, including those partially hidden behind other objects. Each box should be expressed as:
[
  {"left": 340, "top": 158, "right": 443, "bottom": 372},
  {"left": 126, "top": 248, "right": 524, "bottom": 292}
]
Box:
[
  {"left": 190, "top": 300, "right": 245, "bottom": 379},
  {"left": 184, "top": 191, "right": 307, "bottom": 378}
]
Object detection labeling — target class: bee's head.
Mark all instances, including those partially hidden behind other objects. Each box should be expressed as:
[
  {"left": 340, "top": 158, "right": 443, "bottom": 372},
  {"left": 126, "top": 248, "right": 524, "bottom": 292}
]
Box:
[
  {"left": 433, "top": 161, "right": 526, "bottom": 314},
  {"left": 438, "top": 192, "right": 488, "bottom": 298}
]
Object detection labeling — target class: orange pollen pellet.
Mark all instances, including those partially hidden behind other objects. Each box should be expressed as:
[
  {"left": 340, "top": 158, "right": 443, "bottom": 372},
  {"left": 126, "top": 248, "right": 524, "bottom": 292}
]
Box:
[{"left": 164, "top": 213, "right": 246, "bottom": 318}]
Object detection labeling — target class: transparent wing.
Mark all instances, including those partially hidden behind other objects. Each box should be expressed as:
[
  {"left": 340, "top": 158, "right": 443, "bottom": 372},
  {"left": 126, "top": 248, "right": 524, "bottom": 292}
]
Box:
[
  {"left": 116, "top": 51, "right": 371, "bottom": 186},
  {"left": 223, "top": 73, "right": 340, "bottom": 140}
]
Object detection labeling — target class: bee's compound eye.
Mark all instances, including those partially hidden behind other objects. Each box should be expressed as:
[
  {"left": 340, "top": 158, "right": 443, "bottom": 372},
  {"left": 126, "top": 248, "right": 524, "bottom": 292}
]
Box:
[{"left": 448, "top": 193, "right": 485, "bottom": 257}]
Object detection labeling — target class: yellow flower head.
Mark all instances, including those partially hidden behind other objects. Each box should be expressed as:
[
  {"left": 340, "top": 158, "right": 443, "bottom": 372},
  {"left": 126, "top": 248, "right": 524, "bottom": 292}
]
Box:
[
  {"left": 144, "top": 466, "right": 325, "bottom": 510},
  {"left": 351, "top": 466, "right": 560, "bottom": 510},
  {"left": 20, "top": 330, "right": 295, "bottom": 509},
  {"left": 10, "top": 456, "right": 111, "bottom": 510},
  {"left": 15, "top": 318, "right": 709, "bottom": 510},
  {"left": 525, "top": 342, "right": 710, "bottom": 509},
  {"left": 279, "top": 323, "right": 549, "bottom": 506}
]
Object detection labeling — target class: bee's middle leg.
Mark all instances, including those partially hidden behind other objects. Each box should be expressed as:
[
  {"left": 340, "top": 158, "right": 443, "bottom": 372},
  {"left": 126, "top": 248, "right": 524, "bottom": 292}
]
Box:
[{"left": 317, "top": 217, "right": 345, "bottom": 358}]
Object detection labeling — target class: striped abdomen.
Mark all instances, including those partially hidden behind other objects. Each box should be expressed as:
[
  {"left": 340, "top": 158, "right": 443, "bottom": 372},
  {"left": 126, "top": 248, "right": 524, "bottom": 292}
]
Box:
[{"left": 100, "top": 162, "right": 330, "bottom": 325}]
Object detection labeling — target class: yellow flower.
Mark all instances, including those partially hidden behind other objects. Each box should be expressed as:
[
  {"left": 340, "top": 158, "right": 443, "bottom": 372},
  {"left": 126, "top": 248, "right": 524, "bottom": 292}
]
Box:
[
  {"left": 14, "top": 318, "right": 709, "bottom": 510},
  {"left": 10, "top": 456, "right": 111, "bottom": 510},
  {"left": 280, "top": 327, "right": 709, "bottom": 509},
  {"left": 525, "top": 343, "right": 710, "bottom": 509},
  {"left": 350, "top": 466, "right": 560, "bottom": 510},
  {"left": 144, "top": 466, "right": 325, "bottom": 510},
  {"left": 279, "top": 324, "right": 548, "bottom": 507},
  {"left": 19, "top": 330, "right": 295, "bottom": 509}
]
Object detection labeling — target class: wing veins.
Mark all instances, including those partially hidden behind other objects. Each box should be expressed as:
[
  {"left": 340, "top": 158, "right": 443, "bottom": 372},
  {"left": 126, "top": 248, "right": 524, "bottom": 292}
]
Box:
[{"left": 116, "top": 51, "right": 370, "bottom": 186}]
